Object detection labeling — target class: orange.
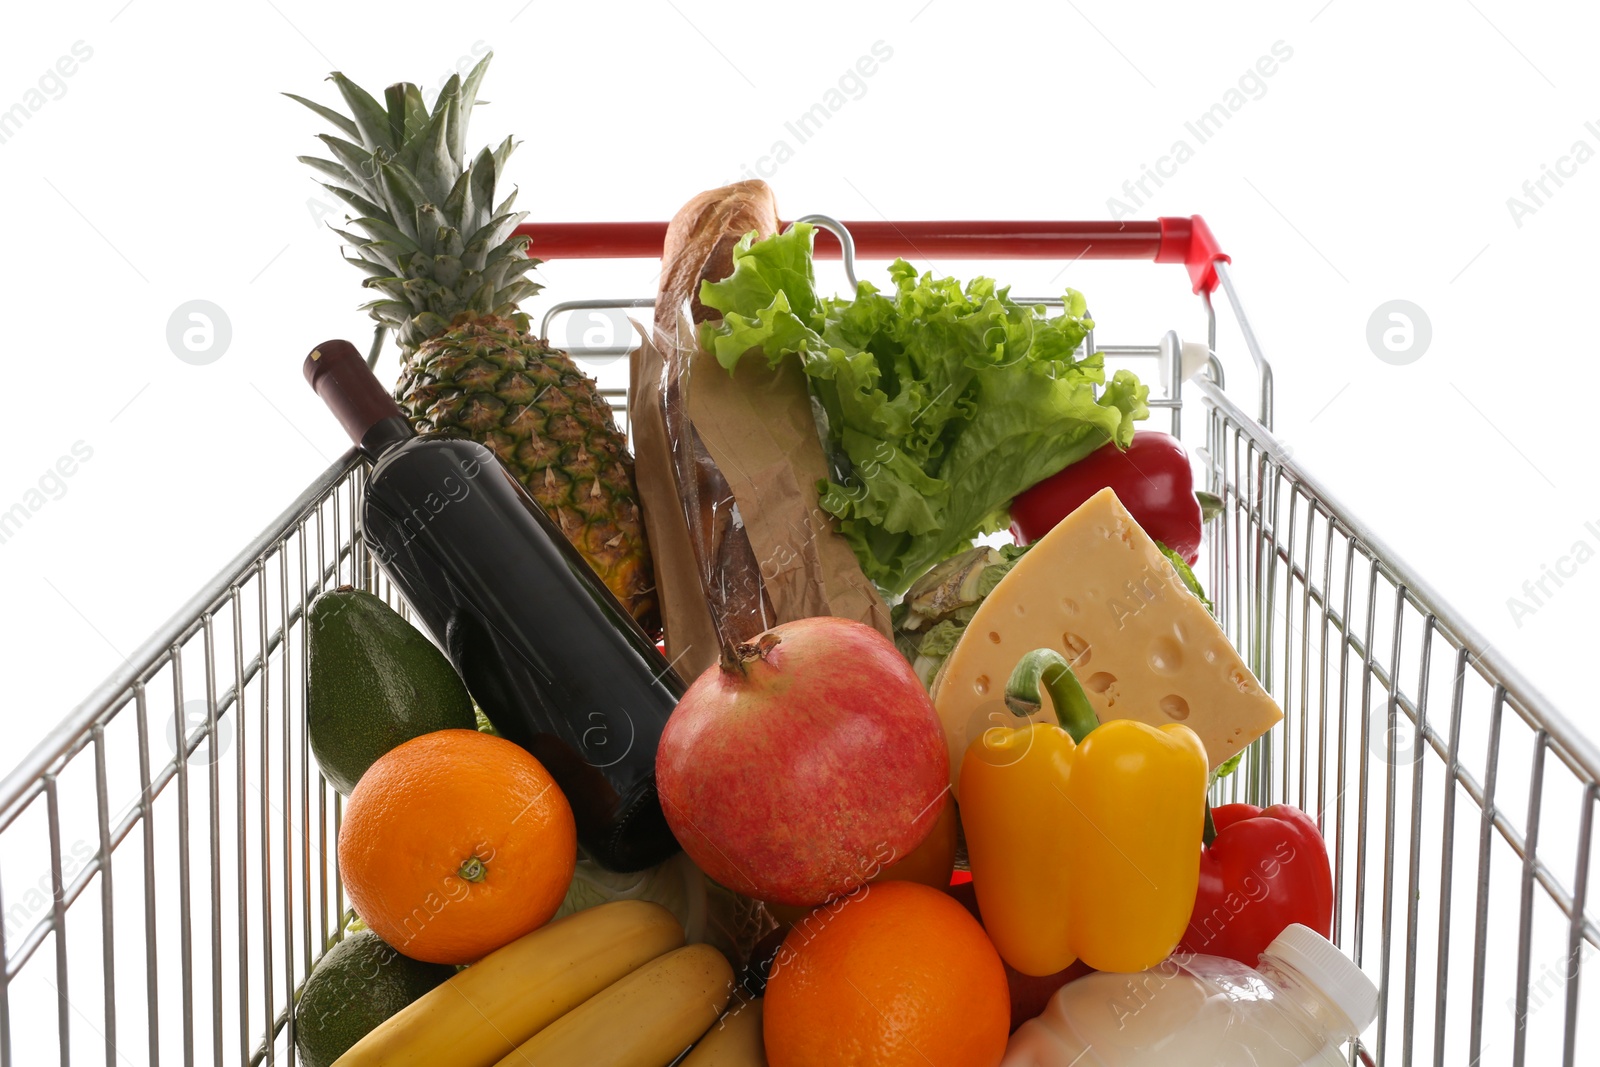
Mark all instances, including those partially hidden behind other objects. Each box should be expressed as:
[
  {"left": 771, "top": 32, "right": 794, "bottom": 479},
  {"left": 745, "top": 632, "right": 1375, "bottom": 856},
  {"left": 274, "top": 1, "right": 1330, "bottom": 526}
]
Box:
[
  {"left": 764, "top": 880, "right": 1009, "bottom": 1067},
  {"left": 336, "top": 729, "right": 576, "bottom": 964}
]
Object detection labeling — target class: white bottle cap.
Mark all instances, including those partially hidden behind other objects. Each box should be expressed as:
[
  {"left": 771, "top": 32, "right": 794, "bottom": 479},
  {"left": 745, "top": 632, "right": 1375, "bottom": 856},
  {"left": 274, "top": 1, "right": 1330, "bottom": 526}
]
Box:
[{"left": 1263, "top": 924, "right": 1380, "bottom": 1036}]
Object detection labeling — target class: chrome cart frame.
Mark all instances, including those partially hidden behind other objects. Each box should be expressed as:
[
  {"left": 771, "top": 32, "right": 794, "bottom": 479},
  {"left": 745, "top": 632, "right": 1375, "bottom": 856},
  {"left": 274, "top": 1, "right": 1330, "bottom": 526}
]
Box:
[{"left": 2, "top": 217, "right": 1592, "bottom": 1066}]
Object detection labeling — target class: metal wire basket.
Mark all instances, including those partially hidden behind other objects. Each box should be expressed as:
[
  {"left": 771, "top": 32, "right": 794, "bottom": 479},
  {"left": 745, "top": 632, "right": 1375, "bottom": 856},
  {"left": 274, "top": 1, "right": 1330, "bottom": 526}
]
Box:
[{"left": 1, "top": 217, "right": 1593, "bottom": 1066}]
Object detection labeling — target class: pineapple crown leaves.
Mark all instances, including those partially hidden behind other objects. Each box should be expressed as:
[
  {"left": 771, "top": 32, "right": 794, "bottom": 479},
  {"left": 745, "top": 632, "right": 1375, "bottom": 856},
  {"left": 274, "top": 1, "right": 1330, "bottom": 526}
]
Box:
[{"left": 286, "top": 52, "right": 542, "bottom": 352}]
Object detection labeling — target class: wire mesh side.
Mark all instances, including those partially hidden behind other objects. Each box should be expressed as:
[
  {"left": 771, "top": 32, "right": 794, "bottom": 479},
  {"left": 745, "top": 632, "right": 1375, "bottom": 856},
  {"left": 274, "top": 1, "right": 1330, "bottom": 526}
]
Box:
[
  {"left": 0, "top": 460, "right": 368, "bottom": 1067},
  {"left": 1203, "top": 384, "right": 1599, "bottom": 1067},
  {"left": 0, "top": 383, "right": 630, "bottom": 1066}
]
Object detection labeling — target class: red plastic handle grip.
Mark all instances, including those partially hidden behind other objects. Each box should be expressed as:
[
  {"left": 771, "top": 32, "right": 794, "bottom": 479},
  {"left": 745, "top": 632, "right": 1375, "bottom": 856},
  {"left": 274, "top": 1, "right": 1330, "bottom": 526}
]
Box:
[
  {"left": 511, "top": 215, "right": 1228, "bottom": 295},
  {"left": 1154, "top": 216, "right": 1230, "bottom": 296}
]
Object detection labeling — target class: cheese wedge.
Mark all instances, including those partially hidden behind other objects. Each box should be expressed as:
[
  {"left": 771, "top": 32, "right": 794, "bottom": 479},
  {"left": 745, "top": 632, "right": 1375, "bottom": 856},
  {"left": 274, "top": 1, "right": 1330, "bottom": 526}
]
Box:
[{"left": 934, "top": 487, "right": 1281, "bottom": 795}]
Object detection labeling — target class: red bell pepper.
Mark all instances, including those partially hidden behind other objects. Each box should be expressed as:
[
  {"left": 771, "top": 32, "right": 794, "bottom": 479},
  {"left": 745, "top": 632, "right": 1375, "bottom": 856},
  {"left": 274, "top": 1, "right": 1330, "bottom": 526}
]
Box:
[
  {"left": 1177, "top": 803, "right": 1334, "bottom": 965},
  {"left": 1010, "top": 430, "right": 1203, "bottom": 563}
]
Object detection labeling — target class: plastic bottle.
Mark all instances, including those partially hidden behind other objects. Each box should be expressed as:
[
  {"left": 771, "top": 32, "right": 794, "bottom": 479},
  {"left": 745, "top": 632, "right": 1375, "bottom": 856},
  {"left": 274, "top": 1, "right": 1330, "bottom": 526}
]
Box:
[{"left": 1003, "top": 924, "right": 1379, "bottom": 1067}]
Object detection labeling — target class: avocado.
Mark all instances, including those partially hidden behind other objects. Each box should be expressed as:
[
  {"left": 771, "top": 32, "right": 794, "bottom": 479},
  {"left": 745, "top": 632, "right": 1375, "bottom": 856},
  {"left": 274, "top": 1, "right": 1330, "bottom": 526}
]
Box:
[
  {"left": 306, "top": 586, "right": 474, "bottom": 795},
  {"left": 294, "top": 928, "right": 454, "bottom": 1067}
]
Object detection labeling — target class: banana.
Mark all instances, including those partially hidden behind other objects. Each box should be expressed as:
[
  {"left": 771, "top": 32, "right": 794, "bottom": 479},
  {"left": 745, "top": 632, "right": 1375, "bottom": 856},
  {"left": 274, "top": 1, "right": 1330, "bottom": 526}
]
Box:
[
  {"left": 682, "top": 997, "right": 767, "bottom": 1066},
  {"left": 493, "top": 943, "right": 735, "bottom": 1067},
  {"left": 330, "top": 900, "right": 683, "bottom": 1067}
]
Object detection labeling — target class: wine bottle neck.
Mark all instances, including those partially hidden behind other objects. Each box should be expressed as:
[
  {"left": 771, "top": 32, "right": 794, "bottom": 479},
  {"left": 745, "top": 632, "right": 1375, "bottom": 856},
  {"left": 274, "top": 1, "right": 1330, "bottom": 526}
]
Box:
[
  {"left": 360, "top": 415, "right": 417, "bottom": 459},
  {"left": 303, "top": 339, "right": 417, "bottom": 456}
]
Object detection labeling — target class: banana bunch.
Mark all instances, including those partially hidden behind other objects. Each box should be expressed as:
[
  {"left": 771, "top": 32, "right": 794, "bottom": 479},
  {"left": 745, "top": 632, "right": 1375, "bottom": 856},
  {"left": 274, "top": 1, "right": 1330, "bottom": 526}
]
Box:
[
  {"left": 682, "top": 997, "right": 767, "bottom": 1066},
  {"left": 329, "top": 900, "right": 766, "bottom": 1067}
]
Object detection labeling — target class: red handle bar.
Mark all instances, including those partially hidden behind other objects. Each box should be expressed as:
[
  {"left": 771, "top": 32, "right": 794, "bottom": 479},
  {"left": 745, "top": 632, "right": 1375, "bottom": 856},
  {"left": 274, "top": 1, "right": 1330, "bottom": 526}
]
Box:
[{"left": 511, "top": 215, "right": 1229, "bottom": 295}]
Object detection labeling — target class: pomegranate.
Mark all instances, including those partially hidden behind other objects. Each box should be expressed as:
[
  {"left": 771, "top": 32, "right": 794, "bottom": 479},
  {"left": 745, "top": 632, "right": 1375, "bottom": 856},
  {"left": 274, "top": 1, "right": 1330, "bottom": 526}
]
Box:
[{"left": 656, "top": 616, "right": 949, "bottom": 906}]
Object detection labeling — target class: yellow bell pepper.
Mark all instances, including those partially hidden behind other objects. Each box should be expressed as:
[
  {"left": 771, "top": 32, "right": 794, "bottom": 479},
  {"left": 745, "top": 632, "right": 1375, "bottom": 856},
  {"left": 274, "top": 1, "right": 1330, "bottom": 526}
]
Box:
[{"left": 959, "top": 647, "right": 1208, "bottom": 976}]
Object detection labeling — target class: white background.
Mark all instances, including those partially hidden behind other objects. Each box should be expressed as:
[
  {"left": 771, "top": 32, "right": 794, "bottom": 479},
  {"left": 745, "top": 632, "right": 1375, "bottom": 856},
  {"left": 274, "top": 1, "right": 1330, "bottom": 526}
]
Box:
[
  {"left": 0, "top": 0, "right": 1595, "bottom": 1060},
  {"left": 8, "top": 0, "right": 1593, "bottom": 766}
]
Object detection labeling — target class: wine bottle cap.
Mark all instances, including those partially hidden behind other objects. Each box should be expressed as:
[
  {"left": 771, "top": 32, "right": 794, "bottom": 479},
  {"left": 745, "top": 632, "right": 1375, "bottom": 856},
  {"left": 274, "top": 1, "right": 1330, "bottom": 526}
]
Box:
[
  {"left": 1262, "top": 924, "right": 1379, "bottom": 1037},
  {"left": 304, "top": 340, "right": 410, "bottom": 452}
]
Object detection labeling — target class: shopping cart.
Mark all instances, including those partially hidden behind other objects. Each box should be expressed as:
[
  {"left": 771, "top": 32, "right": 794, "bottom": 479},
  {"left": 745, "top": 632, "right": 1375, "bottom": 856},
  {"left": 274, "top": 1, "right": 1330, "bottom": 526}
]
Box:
[{"left": 1, "top": 217, "right": 1594, "bottom": 1067}]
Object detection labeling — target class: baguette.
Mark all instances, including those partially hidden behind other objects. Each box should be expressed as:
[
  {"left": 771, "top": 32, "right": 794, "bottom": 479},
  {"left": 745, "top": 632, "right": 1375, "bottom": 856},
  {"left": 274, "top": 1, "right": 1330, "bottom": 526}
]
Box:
[
  {"left": 629, "top": 182, "right": 890, "bottom": 682},
  {"left": 633, "top": 183, "right": 781, "bottom": 679},
  {"left": 658, "top": 180, "right": 781, "bottom": 325}
]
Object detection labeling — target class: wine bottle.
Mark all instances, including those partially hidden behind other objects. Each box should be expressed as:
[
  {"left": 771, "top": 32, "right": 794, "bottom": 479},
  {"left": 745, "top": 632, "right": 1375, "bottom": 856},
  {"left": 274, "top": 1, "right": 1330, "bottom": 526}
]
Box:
[{"left": 304, "top": 339, "right": 683, "bottom": 871}]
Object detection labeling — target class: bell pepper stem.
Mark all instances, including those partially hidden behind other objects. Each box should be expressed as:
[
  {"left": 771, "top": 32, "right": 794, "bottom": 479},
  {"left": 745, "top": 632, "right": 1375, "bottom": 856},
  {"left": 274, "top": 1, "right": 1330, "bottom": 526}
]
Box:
[
  {"left": 1005, "top": 647, "right": 1100, "bottom": 743},
  {"left": 1203, "top": 800, "right": 1218, "bottom": 848}
]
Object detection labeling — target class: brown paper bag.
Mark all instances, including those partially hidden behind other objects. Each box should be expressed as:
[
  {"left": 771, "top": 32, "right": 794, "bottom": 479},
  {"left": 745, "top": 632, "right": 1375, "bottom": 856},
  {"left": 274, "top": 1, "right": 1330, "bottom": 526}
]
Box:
[{"left": 629, "top": 313, "right": 891, "bottom": 683}]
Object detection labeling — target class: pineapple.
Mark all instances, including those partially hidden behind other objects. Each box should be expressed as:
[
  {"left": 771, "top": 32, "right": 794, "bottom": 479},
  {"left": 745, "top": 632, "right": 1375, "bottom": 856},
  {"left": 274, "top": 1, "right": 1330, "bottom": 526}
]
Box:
[{"left": 290, "top": 55, "right": 657, "bottom": 631}]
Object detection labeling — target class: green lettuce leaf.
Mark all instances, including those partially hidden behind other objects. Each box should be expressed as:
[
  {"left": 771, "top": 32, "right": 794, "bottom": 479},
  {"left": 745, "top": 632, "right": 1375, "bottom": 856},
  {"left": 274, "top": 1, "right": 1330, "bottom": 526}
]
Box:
[
  {"left": 1157, "top": 542, "right": 1213, "bottom": 612},
  {"left": 701, "top": 224, "right": 1150, "bottom": 594},
  {"left": 1212, "top": 750, "right": 1245, "bottom": 782}
]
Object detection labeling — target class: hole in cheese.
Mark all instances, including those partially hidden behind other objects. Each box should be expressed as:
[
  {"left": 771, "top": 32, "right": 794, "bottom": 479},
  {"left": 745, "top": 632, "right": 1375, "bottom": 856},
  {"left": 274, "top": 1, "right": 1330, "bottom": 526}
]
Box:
[
  {"left": 1149, "top": 636, "right": 1183, "bottom": 675},
  {"left": 987, "top": 631, "right": 1001, "bottom": 644},
  {"left": 1062, "top": 597, "right": 1080, "bottom": 615},
  {"left": 1086, "top": 672, "right": 1116, "bottom": 694},
  {"left": 1160, "top": 694, "right": 1191, "bottom": 721},
  {"left": 974, "top": 674, "right": 990, "bottom": 696},
  {"left": 1062, "top": 633, "right": 1090, "bottom": 666}
]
